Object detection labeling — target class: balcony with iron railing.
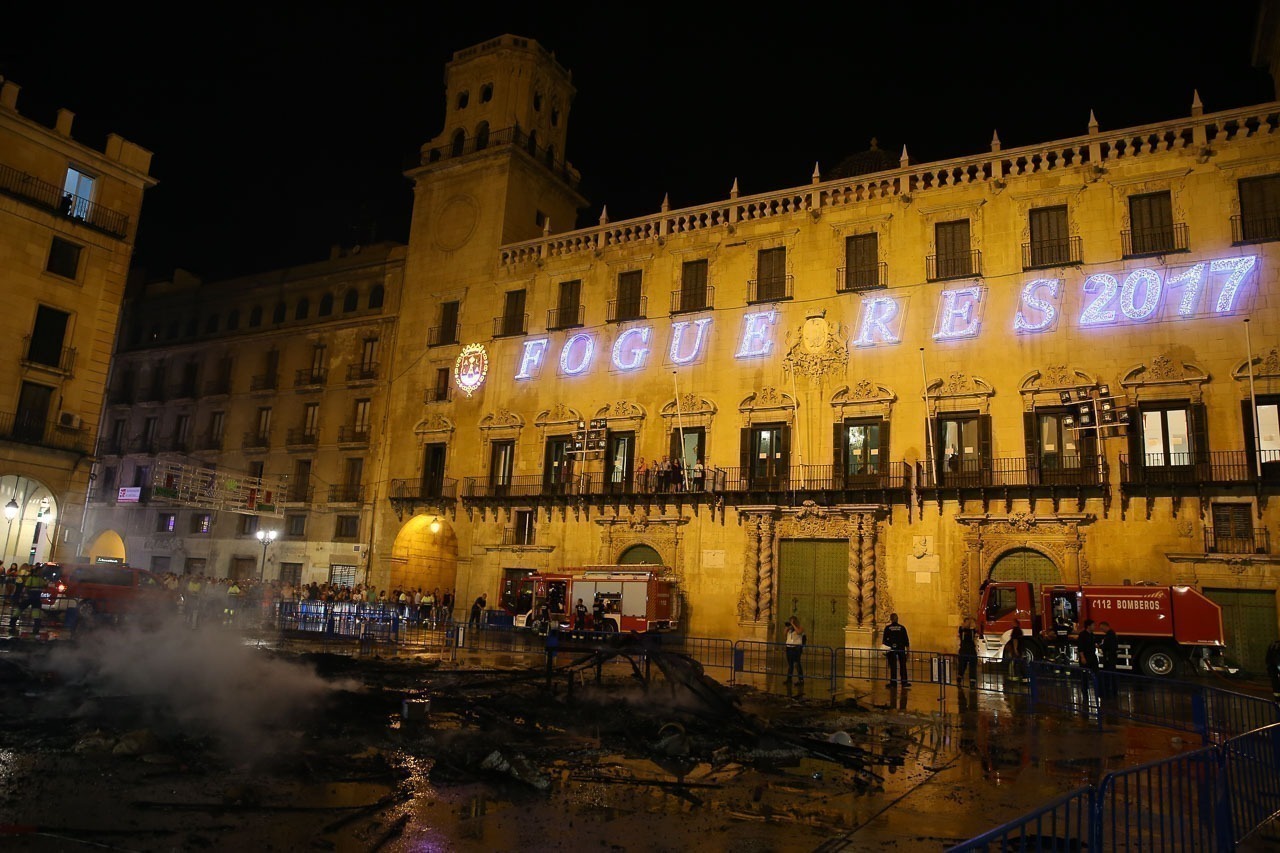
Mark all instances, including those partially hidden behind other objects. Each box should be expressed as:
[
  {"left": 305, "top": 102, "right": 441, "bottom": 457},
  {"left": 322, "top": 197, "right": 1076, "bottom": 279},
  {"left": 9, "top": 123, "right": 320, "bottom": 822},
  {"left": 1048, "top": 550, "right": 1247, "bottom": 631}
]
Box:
[
  {"left": 836, "top": 263, "right": 888, "bottom": 293},
  {"left": 156, "top": 433, "right": 189, "bottom": 454},
  {"left": 423, "top": 386, "right": 452, "bottom": 404},
  {"left": 1022, "top": 236, "right": 1083, "bottom": 270},
  {"left": 282, "top": 485, "right": 314, "bottom": 504},
  {"left": 389, "top": 477, "right": 459, "bottom": 503},
  {"left": 1231, "top": 213, "right": 1280, "bottom": 245},
  {"left": 493, "top": 313, "right": 528, "bottom": 338},
  {"left": 20, "top": 337, "right": 76, "bottom": 375},
  {"left": 337, "top": 425, "right": 370, "bottom": 445},
  {"left": 428, "top": 325, "right": 459, "bottom": 347},
  {"left": 608, "top": 295, "right": 647, "bottom": 323},
  {"left": 718, "top": 464, "right": 911, "bottom": 495},
  {"left": 1122, "top": 223, "right": 1189, "bottom": 257},
  {"left": 204, "top": 378, "right": 232, "bottom": 397},
  {"left": 294, "top": 367, "right": 328, "bottom": 388},
  {"left": 747, "top": 275, "right": 793, "bottom": 304},
  {"left": 138, "top": 385, "right": 167, "bottom": 404},
  {"left": 1205, "top": 526, "right": 1271, "bottom": 555},
  {"left": 346, "top": 362, "right": 379, "bottom": 383},
  {"left": 128, "top": 435, "right": 158, "bottom": 455},
  {"left": 926, "top": 249, "right": 982, "bottom": 281},
  {"left": 501, "top": 526, "right": 537, "bottom": 546},
  {"left": 169, "top": 382, "right": 199, "bottom": 401},
  {"left": 1119, "top": 450, "right": 1268, "bottom": 486},
  {"left": 285, "top": 427, "right": 319, "bottom": 449},
  {"left": 194, "top": 431, "right": 222, "bottom": 452},
  {"left": 242, "top": 430, "right": 271, "bottom": 451},
  {"left": 547, "top": 304, "right": 585, "bottom": 330},
  {"left": 670, "top": 285, "right": 714, "bottom": 315},
  {"left": 0, "top": 411, "right": 90, "bottom": 454},
  {"left": 915, "top": 455, "right": 1107, "bottom": 489},
  {"left": 327, "top": 484, "right": 364, "bottom": 504},
  {"left": 250, "top": 374, "right": 278, "bottom": 393},
  {"left": 0, "top": 161, "right": 130, "bottom": 239}
]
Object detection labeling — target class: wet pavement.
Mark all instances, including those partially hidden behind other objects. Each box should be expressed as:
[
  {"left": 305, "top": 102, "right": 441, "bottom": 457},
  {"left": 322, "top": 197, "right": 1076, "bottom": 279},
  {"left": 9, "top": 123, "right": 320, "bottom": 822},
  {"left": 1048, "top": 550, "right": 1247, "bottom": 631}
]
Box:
[{"left": 0, "top": 621, "right": 1272, "bottom": 852}]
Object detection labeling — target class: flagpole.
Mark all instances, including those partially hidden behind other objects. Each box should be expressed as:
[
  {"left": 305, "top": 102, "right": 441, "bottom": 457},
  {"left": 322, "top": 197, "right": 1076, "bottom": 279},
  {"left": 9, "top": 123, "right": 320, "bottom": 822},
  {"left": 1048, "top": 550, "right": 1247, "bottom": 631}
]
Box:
[
  {"left": 1245, "top": 319, "right": 1262, "bottom": 479},
  {"left": 673, "top": 370, "right": 688, "bottom": 488},
  {"left": 920, "top": 348, "right": 938, "bottom": 486}
]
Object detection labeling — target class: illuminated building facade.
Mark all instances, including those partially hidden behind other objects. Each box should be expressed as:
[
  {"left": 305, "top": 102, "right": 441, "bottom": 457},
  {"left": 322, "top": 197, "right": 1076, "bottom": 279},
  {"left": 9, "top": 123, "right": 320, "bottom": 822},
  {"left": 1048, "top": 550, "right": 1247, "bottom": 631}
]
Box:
[
  {"left": 0, "top": 78, "right": 153, "bottom": 567},
  {"left": 378, "top": 35, "right": 1280, "bottom": 669}
]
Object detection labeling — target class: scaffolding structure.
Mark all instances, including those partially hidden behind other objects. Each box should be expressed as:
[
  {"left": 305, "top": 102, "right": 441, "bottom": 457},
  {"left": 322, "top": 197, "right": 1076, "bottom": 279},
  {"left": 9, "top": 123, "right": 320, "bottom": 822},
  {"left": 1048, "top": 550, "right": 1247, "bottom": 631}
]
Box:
[{"left": 148, "top": 460, "right": 287, "bottom": 517}]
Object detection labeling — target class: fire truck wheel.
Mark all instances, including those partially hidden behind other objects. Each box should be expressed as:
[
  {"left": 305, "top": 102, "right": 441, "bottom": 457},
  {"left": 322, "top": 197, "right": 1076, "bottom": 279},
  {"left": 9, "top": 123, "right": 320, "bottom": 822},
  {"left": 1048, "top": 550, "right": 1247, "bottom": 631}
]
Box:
[
  {"left": 77, "top": 600, "right": 98, "bottom": 628},
  {"left": 603, "top": 619, "right": 618, "bottom": 633},
  {"left": 1139, "top": 645, "right": 1179, "bottom": 678}
]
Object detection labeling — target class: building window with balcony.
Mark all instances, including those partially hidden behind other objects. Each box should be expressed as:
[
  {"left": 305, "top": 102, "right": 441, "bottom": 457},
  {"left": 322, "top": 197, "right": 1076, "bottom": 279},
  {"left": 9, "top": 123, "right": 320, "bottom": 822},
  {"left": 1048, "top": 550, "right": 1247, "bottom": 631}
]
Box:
[
  {"left": 1126, "top": 191, "right": 1185, "bottom": 256},
  {"left": 291, "top": 458, "right": 312, "bottom": 502},
  {"left": 1024, "top": 409, "right": 1097, "bottom": 485},
  {"left": 613, "top": 270, "right": 644, "bottom": 321},
  {"left": 63, "top": 167, "right": 95, "bottom": 217},
  {"left": 238, "top": 514, "right": 260, "bottom": 537},
  {"left": 256, "top": 407, "right": 272, "bottom": 440},
  {"left": 353, "top": 398, "right": 371, "bottom": 436},
  {"left": 932, "top": 413, "right": 991, "bottom": 487},
  {"left": 334, "top": 515, "right": 360, "bottom": 539},
  {"left": 837, "top": 418, "right": 888, "bottom": 485},
  {"left": 1236, "top": 175, "right": 1280, "bottom": 243},
  {"left": 360, "top": 337, "right": 378, "bottom": 373},
  {"left": 1131, "top": 402, "right": 1206, "bottom": 477},
  {"left": 286, "top": 514, "right": 307, "bottom": 538},
  {"left": 511, "top": 509, "right": 536, "bottom": 545},
  {"left": 426, "top": 368, "right": 450, "bottom": 403},
  {"left": 1243, "top": 396, "right": 1280, "bottom": 479},
  {"left": 841, "top": 233, "right": 882, "bottom": 292},
  {"left": 489, "top": 439, "right": 515, "bottom": 496},
  {"left": 1026, "top": 205, "right": 1078, "bottom": 268},
  {"left": 46, "top": 237, "right": 82, "bottom": 280},
  {"left": 1209, "top": 503, "right": 1262, "bottom": 554},
  {"left": 433, "top": 300, "right": 460, "bottom": 346},
  {"left": 751, "top": 247, "right": 789, "bottom": 302},
  {"left": 14, "top": 381, "right": 54, "bottom": 443},
  {"left": 550, "top": 279, "right": 582, "bottom": 329},
  {"left": 543, "top": 434, "right": 574, "bottom": 494},
  {"left": 156, "top": 512, "right": 176, "bottom": 533},
  {"left": 208, "top": 411, "right": 225, "bottom": 447},
  {"left": 671, "top": 426, "right": 706, "bottom": 491},
  {"left": 676, "top": 259, "right": 710, "bottom": 313},
  {"left": 99, "top": 467, "right": 116, "bottom": 498},
  {"left": 740, "top": 423, "right": 789, "bottom": 490},
  {"left": 499, "top": 289, "right": 527, "bottom": 337},
  {"left": 931, "top": 220, "right": 975, "bottom": 280},
  {"left": 191, "top": 513, "right": 211, "bottom": 535},
  {"left": 303, "top": 403, "right": 320, "bottom": 436},
  {"left": 25, "top": 306, "right": 71, "bottom": 371},
  {"left": 422, "top": 442, "right": 447, "bottom": 497}
]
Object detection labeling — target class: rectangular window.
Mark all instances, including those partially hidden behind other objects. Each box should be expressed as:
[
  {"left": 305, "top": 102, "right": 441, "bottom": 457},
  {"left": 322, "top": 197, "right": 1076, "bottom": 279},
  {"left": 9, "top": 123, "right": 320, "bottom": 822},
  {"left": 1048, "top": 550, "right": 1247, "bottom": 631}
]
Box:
[
  {"left": 329, "top": 564, "right": 357, "bottom": 587},
  {"left": 1028, "top": 205, "right": 1071, "bottom": 267},
  {"left": 678, "top": 260, "right": 709, "bottom": 312},
  {"left": 334, "top": 515, "right": 360, "bottom": 539},
  {"left": 279, "top": 562, "right": 304, "bottom": 586},
  {"left": 353, "top": 399, "right": 371, "bottom": 431},
  {"left": 210, "top": 411, "right": 225, "bottom": 439},
  {"left": 184, "top": 557, "right": 207, "bottom": 575},
  {"left": 544, "top": 435, "right": 573, "bottom": 493},
  {"left": 438, "top": 300, "right": 460, "bottom": 344},
  {"left": 151, "top": 555, "right": 171, "bottom": 574},
  {"left": 616, "top": 270, "right": 643, "bottom": 320},
  {"left": 742, "top": 423, "right": 788, "bottom": 489},
  {"left": 1141, "top": 408, "right": 1191, "bottom": 467},
  {"left": 238, "top": 514, "right": 260, "bottom": 536},
  {"left": 16, "top": 381, "right": 54, "bottom": 441},
  {"left": 1128, "top": 191, "right": 1177, "bottom": 255},
  {"left": 256, "top": 407, "right": 272, "bottom": 438},
  {"left": 935, "top": 413, "right": 991, "bottom": 486},
  {"left": 286, "top": 514, "right": 307, "bottom": 537},
  {"left": 934, "top": 219, "right": 973, "bottom": 279},
  {"left": 423, "top": 443, "right": 447, "bottom": 497},
  {"left": 344, "top": 457, "right": 364, "bottom": 488},
  {"left": 303, "top": 403, "right": 320, "bottom": 435},
  {"left": 180, "top": 361, "right": 198, "bottom": 396},
  {"left": 1238, "top": 175, "right": 1280, "bottom": 242},
  {"left": 27, "top": 306, "right": 71, "bottom": 367},
  {"left": 605, "top": 430, "right": 635, "bottom": 493},
  {"left": 174, "top": 414, "right": 189, "bottom": 446},
  {"left": 291, "top": 458, "right": 312, "bottom": 501},
  {"left": 489, "top": 439, "right": 515, "bottom": 495},
  {"left": 190, "top": 513, "right": 211, "bottom": 534},
  {"left": 46, "top": 237, "right": 82, "bottom": 279},
  {"left": 157, "top": 512, "right": 176, "bottom": 533},
  {"left": 843, "top": 233, "right": 881, "bottom": 291},
  {"left": 63, "top": 167, "right": 95, "bottom": 218},
  {"left": 1254, "top": 400, "right": 1280, "bottom": 465},
  {"left": 361, "top": 337, "right": 379, "bottom": 369},
  {"left": 844, "top": 419, "right": 882, "bottom": 477},
  {"left": 431, "top": 368, "right": 450, "bottom": 401},
  {"left": 754, "top": 247, "right": 787, "bottom": 302},
  {"left": 501, "top": 289, "right": 527, "bottom": 336},
  {"left": 512, "top": 509, "right": 536, "bottom": 545},
  {"left": 1210, "top": 503, "right": 1256, "bottom": 554},
  {"left": 553, "top": 279, "right": 582, "bottom": 328}
]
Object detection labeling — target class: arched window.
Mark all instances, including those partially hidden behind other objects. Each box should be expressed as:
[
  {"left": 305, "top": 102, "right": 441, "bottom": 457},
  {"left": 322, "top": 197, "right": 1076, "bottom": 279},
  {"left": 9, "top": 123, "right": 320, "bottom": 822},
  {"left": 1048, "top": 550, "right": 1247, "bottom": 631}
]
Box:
[
  {"left": 533, "top": 92, "right": 543, "bottom": 111},
  {"left": 343, "top": 289, "right": 359, "bottom": 312},
  {"left": 367, "top": 285, "right": 384, "bottom": 310},
  {"left": 227, "top": 309, "right": 240, "bottom": 330},
  {"left": 319, "top": 294, "right": 333, "bottom": 317},
  {"left": 249, "top": 305, "right": 263, "bottom": 327},
  {"left": 480, "top": 83, "right": 493, "bottom": 102},
  {"left": 451, "top": 129, "right": 466, "bottom": 157},
  {"left": 272, "top": 301, "right": 286, "bottom": 324},
  {"left": 456, "top": 90, "right": 469, "bottom": 109},
  {"left": 475, "top": 121, "right": 489, "bottom": 151},
  {"left": 205, "top": 314, "right": 220, "bottom": 334},
  {"left": 527, "top": 130, "right": 538, "bottom": 157},
  {"left": 295, "top": 297, "right": 309, "bottom": 320}
]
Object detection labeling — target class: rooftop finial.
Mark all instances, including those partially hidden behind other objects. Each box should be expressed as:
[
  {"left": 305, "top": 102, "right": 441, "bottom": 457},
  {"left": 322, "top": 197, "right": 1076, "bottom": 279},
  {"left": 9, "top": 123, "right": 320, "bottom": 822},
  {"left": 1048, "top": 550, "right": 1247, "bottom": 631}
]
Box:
[
  {"left": 542, "top": 216, "right": 552, "bottom": 236},
  {"left": 1088, "top": 109, "right": 1099, "bottom": 134},
  {"left": 900, "top": 145, "right": 909, "bottom": 168},
  {"left": 812, "top": 161, "right": 821, "bottom": 184},
  {"left": 730, "top": 178, "right": 739, "bottom": 199},
  {"left": 1191, "top": 89, "right": 1203, "bottom": 116},
  {"left": 990, "top": 130, "right": 1001, "bottom": 152},
  {"left": 869, "top": 137, "right": 879, "bottom": 151},
  {"left": 661, "top": 193, "right": 670, "bottom": 213},
  {"left": 599, "top": 205, "right": 609, "bottom": 225}
]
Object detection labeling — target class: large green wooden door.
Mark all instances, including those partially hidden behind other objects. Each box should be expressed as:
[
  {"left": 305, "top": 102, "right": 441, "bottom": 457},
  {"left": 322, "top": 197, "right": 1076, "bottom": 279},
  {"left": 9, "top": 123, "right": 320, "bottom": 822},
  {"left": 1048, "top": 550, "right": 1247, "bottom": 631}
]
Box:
[
  {"left": 989, "top": 548, "right": 1061, "bottom": 587},
  {"left": 777, "top": 540, "right": 848, "bottom": 650},
  {"left": 1205, "top": 588, "right": 1278, "bottom": 674}
]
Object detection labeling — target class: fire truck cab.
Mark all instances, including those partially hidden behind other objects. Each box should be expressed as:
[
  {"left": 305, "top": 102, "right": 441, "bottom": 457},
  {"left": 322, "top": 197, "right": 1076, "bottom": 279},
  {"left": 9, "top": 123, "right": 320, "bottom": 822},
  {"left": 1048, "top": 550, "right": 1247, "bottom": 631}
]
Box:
[{"left": 509, "top": 566, "right": 678, "bottom": 633}]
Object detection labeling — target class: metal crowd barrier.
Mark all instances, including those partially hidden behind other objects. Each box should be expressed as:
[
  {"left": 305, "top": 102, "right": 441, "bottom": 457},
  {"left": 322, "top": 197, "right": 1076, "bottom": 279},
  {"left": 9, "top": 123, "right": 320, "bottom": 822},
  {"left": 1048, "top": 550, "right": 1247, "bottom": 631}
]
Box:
[
  {"left": 1096, "top": 746, "right": 1228, "bottom": 850},
  {"left": 732, "top": 640, "right": 837, "bottom": 692},
  {"left": 948, "top": 786, "right": 1095, "bottom": 852},
  {"left": 1222, "top": 722, "right": 1280, "bottom": 845}
]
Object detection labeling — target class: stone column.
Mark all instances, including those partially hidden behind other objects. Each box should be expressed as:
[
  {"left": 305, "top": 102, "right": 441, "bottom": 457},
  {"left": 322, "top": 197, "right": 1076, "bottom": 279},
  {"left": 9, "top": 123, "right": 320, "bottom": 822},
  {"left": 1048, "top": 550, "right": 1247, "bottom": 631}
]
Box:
[
  {"left": 758, "top": 515, "right": 775, "bottom": 626},
  {"left": 959, "top": 538, "right": 982, "bottom": 614},
  {"left": 738, "top": 516, "right": 761, "bottom": 622},
  {"left": 845, "top": 516, "right": 874, "bottom": 651}
]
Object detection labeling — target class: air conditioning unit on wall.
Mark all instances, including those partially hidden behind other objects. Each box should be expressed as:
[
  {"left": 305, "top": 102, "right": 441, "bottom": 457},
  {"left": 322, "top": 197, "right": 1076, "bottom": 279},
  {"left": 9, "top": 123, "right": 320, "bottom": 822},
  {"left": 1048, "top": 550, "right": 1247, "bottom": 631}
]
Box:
[{"left": 57, "top": 410, "right": 82, "bottom": 429}]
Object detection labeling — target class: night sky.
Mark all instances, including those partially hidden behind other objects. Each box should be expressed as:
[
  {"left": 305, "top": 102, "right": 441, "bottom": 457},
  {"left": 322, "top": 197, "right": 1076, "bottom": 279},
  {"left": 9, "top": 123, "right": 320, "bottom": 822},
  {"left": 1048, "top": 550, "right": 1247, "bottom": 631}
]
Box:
[{"left": 2, "top": 5, "right": 1274, "bottom": 282}]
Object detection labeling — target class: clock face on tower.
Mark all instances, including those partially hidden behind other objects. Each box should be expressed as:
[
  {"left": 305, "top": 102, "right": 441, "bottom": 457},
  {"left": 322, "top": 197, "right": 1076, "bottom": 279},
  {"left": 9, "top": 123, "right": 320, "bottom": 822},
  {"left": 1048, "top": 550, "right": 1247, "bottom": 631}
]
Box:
[{"left": 453, "top": 343, "right": 489, "bottom": 397}]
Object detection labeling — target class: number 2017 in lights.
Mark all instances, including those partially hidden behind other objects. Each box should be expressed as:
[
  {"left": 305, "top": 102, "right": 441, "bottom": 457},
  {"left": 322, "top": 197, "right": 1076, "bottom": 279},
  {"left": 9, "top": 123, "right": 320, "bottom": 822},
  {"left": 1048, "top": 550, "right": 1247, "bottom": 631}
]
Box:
[{"left": 1075, "top": 255, "right": 1256, "bottom": 327}]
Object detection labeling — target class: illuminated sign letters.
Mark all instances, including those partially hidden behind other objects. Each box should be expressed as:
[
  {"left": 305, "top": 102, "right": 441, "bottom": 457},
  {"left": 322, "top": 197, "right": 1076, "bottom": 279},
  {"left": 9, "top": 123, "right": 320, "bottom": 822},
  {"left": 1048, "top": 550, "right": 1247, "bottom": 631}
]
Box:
[
  {"left": 1077, "top": 256, "right": 1257, "bottom": 327},
  {"left": 611, "top": 326, "right": 652, "bottom": 371},
  {"left": 514, "top": 338, "right": 549, "bottom": 379},
  {"left": 560, "top": 332, "right": 595, "bottom": 375},
  {"left": 853, "top": 296, "right": 902, "bottom": 347},
  {"left": 736, "top": 310, "right": 777, "bottom": 358},
  {"left": 1014, "top": 278, "right": 1060, "bottom": 333},
  {"left": 934, "top": 286, "right": 985, "bottom": 340},
  {"left": 669, "top": 317, "right": 713, "bottom": 365}
]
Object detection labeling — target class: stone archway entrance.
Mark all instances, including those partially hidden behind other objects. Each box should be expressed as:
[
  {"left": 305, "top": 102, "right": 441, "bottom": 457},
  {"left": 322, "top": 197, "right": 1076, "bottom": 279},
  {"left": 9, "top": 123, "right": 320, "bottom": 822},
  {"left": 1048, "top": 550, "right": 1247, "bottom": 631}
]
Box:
[
  {"left": 389, "top": 515, "right": 458, "bottom": 594},
  {"left": 1, "top": 474, "right": 58, "bottom": 566},
  {"left": 619, "top": 544, "right": 662, "bottom": 565},
  {"left": 989, "top": 547, "right": 1062, "bottom": 587},
  {"left": 85, "top": 529, "right": 127, "bottom": 564}
]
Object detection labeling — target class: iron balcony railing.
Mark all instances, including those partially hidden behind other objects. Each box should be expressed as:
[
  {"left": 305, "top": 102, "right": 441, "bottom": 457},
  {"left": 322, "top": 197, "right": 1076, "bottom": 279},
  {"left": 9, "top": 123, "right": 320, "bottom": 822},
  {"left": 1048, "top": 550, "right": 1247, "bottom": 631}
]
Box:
[
  {"left": 285, "top": 427, "right": 319, "bottom": 448},
  {"left": 423, "top": 386, "right": 452, "bottom": 403},
  {"left": 1023, "top": 236, "right": 1083, "bottom": 269},
  {"left": 389, "top": 478, "right": 458, "bottom": 501},
  {"left": 242, "top": 431, "right": 271, "bottom": 450},
  {"left": 283, "top": 485, "right": 313, "bottom": 504},
  {"left": 0, "top": 411, "right": 89, "bottom": 454},
  {"left": 493, "top": 314, "right": 528, "bottom": 337},
  {"left": 194, "top": 431, "right": 222, "bottom": 452},
  {"left": 0, "top": 162, "right": 130, "bottom": 239},
  {"left": 1231, "top": 213, "right": 1280, "bottom": 245},
  {"left": 719, "top": 463, "right": 911, "bottom": 493},
  {"left": 250, "top": 374, "right": 278, "bottom": 392},
  {"left": 337, "top": 425, "right": 370, "bottom": 444},
  {"left": 608, "top": 295, "right": 647, "bottom": 322},
  {"left": 502, "top": 526, "right": 537, "bottom": 546},
  {"left": 670, "top": 285, "right": 714, "bottom": 314},
  {"left": 294, "top": 368, "right": 328, "bottom": 387},
  {"left": 418, "top": 124, "right": 581, "bottom": 190},
  {"left": 747, "top": 275, "right": 793, "bottom": 303},
  {"left": 547, "top": 304, "right": 585, "bottom": 330},
  {"left": 347, "top": 362, "right": 379, "bottom": 382},
  {"left": 428, "top": 325, "right": 459, "bottom": 347},
  {"left": 327, "top": 484, "right": 364, "bottom": 503},
  {"left": 836, "top": 263, "right": 888, "bottom": 293},
  {"left": 926, "top": 249, "right": 982, "bottom": 281},
  {"left": 20, "top": 336, "right": 76, "bottom": 374},
  {"left": 1120, "top": 450, "right": 1269, "bottom": 485},
  {"left": 1205, "top": 527, "right": 1270, "bottom": 555},
  {"left": 1122, "top": 222, "right": 1189, "bottom": 257},
  {"left": 204, "top": 378, "right": 232, "bottom": 396},
  {"left": 916, "top": 456, "right": 1107, "bottom": 489}
]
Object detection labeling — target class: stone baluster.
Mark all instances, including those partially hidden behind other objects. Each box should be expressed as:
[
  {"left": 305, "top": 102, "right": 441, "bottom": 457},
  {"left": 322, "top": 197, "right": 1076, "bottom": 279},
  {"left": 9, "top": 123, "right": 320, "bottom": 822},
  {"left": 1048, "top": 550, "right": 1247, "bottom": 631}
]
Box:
[{"left": 1088, "top": 110, "right": 1101, "bottom": 165}]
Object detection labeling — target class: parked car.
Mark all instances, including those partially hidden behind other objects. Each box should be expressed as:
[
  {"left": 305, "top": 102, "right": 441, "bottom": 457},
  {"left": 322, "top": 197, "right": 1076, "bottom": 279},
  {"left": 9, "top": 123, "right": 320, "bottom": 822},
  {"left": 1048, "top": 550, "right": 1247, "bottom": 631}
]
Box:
[{"left": 40, "top": 563, "right": 176, "bottom": 625}]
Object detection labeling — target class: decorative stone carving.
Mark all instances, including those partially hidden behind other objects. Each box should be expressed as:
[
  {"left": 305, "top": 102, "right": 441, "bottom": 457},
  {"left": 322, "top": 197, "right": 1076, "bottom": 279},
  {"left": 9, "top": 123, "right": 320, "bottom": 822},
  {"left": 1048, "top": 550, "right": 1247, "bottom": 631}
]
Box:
[
  {"left": 926, "top": 373, "right": 995, "bottom": 415},
  {"left": 739, "top": 517, "right": 761, "bottom": 621},
  {"left": 661, "top": 394, "right": 717, "bottom": 435},
  {"left": 1121, "top": 355, "right": 1209, "bottom": 402},
  {"left": 593, "top": 400, "right": 646, "bottom": 423},
  {"left": 739, "top": 388, "right": 797, "bottom": 426},
  {"left": 1019, "top": 366, "right": 1101, "bottom": 410},
  {"left": 783, "top": 315, "right": 848, "bottom": 381},
  {"left": 413, "top": 414, "right": 454, "bottom": 445},
  {"left": 594, "top": 510, "right": 688, "bottom": 579},
  {"left": 956, "top": 513, "right": 1093, "bottom": 610},
  {"left": 831, "top": 381, "right": 897, "bottom": 421}
]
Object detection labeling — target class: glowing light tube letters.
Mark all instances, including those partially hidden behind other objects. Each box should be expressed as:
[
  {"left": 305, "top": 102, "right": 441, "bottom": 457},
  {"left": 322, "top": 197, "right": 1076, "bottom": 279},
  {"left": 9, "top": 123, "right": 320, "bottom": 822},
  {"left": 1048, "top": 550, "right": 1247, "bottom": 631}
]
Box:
[
  {"left": 735, "top": 310, "right": 777, "bottom": 358},
  {"left": 1014, "top": 278, "right": 1060, "bottom": 333},
  {"left": 514, "top": 338, "right": 550, "bottom": 379},
  {"left": 611, "top": 326, "right": 652, "bottom": 371},
  {"left": 853, "top": 296, "right": 902, "bottom": 347},
  {"left": 560, "top": 332, "right": 595, "bottom": 375},
  {"left": 934, "top": 286, "right": 985, "bottom": 340},
  {"left": 669, "top": 317, "right": 713, "bottom": 365}
]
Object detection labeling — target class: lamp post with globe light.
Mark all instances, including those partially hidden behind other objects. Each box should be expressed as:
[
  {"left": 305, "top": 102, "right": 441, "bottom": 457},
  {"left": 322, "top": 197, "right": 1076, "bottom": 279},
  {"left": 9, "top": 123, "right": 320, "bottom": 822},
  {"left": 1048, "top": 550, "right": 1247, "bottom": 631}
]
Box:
[
  {"left": 256, "top": 528, "right": 277, "bottom": 581},
  {"left": 3, "top": 498, "right": 17, "bottom": 566}
]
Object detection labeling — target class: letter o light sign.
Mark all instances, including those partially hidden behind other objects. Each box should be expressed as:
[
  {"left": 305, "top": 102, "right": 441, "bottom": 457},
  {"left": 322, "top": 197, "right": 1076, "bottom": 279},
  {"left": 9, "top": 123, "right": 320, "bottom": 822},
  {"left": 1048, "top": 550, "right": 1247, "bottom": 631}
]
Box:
[{"left": 453, "top": 343, "right": 489, "bottom": 397}]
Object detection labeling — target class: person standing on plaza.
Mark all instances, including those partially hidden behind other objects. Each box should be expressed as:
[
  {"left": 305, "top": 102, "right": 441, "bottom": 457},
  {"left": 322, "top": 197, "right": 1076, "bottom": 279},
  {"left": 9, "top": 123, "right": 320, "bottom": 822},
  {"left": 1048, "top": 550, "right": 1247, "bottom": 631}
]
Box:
[
  {"left": 469, "top": 592, "right": 486, "bottom": 626},
  {"left": 574, "top": 597, "right": 588, "bottom": 631},
  {"left": 957, "top": 616, "right": 979, "bottom": 687},
  {"left": 882, "top": 613, "right": 910, "bottom": 687},
  {"left": 441, "top": 589, "right": 454, "bottom": 623},
  {"left": 1099, "top": 621, "right": 1119, "bottom": 698},
  {"left": 784, "top": 616, "right": 806, "bottom": 686},
  {"left": 1008, "top": 619, "right": 1026, "bottom": 682},
  {"left": 1077, "top": 619, "right": 1099, "bottom": 693}
]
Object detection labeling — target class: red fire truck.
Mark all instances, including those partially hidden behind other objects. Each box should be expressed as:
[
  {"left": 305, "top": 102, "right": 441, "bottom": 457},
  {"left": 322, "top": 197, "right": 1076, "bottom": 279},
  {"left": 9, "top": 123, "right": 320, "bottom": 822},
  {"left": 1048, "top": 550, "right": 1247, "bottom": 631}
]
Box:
[
  {"left": 508, "top": 566, "right": 679, "bottom": 633},
  {"left": 976, "top": 580, "right": 1229, "bottom": 677}
]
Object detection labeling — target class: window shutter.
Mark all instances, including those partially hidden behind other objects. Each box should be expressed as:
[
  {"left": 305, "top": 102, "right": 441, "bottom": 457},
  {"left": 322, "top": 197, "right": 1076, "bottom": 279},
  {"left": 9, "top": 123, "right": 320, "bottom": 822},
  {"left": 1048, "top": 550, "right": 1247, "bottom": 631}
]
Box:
[
  {"left": 1127, "top": 408, "right": 1143, "bottom": 472},
  {"left": 1024, "top": 412, "right": 1039, "bottom": 482},
  {"left": 1190, "top": 403, "right": 1209, "bottom": 468},
  {"left": 670, "top": 429, "right": 683, "bottom": 462},
  {"left": 740, "top": 428, "right": 752, "bottom": 487},
  {"left": 931, "top": 419, "right": 945, "bottom": 487},
  {"left": 878, "top": 419, "right": 891, "bottom": 482},
  {"left": 833, "top": 422, "right": 845, "bottom": 486},
  {"left": 1242, "top": 399, "right": 1258, "bottom": 473},
  {"left": 779, "top": 425, "right": 791, "bottom": 486},
  {"left": 979, "top": 415, "right": 993, "bottom": 479}
]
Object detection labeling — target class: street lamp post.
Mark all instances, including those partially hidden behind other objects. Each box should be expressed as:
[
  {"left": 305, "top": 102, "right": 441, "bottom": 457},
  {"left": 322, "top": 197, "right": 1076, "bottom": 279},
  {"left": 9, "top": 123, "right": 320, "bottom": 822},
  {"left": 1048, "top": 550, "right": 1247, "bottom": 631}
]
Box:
[
  {"left": 255, "top": 528, "right": 277, "bottom": 581},
  {"left": 3, "top": 498, "right": 18, "bottom": 567}
]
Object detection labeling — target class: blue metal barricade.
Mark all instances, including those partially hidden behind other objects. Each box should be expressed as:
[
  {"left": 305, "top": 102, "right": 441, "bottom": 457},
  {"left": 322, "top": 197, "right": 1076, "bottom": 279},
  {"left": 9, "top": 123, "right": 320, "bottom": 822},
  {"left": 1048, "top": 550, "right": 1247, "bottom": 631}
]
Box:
[
  {"left": 1221, "top": 721, "right": 1280, "bottom": 845},
  {"left": 733, "top": 640, "right": 836, "bottom": 693},
  {"left": 947, "top": 786, "right": 1094, "bottom": 852},
  {"left": 1094, "top": 746, "right": 1230, "bottom": 850}
]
